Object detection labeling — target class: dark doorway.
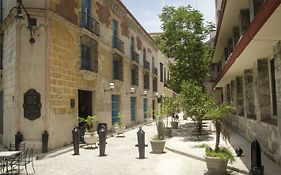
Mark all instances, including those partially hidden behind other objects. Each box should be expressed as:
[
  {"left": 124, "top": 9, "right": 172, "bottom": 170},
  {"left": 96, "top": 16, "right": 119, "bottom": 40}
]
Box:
[
  {"left": 78, "top": 90, "right": 92, "bottom": 142},
  {"left": 78, "top": 90, "right": 92, "bottom": 118}
]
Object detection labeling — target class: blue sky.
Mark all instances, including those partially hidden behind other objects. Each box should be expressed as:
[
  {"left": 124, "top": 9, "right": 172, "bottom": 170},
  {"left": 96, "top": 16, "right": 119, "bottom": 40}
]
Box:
[{"left": 120, "top": 0, "right": 216, "bottom": 33}]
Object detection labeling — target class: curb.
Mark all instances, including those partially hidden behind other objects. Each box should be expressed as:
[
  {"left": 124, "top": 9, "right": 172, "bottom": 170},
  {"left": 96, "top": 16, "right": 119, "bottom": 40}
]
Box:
[{"left": 165, "top": 146, "right": 248, "bottom": 175}]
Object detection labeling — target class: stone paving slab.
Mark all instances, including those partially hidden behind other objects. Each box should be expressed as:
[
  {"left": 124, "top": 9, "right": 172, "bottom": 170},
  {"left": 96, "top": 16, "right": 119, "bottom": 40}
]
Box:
[{"left": 165, "top": 118, "right": 281, "bottom": 175}]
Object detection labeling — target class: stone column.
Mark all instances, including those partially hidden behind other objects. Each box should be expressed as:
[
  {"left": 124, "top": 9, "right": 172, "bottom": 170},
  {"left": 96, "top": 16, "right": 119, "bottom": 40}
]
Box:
[
  {"left": 256, "top": 59, "right": 271, "bottom": 121},
  {"left": 244, "top": 69, "right": 256, "bottom": 119},
  {"left": 236, "top": 76, "right": 244, "bottom": 117},
  {"left": 231, "top": 80, "right": 237, "bottom": 107}
]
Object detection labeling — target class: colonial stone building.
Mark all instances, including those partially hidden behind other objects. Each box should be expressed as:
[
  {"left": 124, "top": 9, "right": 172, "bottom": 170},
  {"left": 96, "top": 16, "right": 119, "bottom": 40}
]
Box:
[
  {"left": 0, "top": 0, "right": 173, "bottom": 151},
  {"left": 212, "top": 0, "right": 281, "bottom": 165}
]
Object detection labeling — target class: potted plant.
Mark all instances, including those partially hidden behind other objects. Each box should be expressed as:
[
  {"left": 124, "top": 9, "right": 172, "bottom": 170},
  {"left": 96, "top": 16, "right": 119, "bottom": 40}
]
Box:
[
  {"left": 78, "top": 115, "right": 98, "bottom": 147},
  {"left": 150, "top": 116, "right": 166, "bottom": 154},
  {"left": 114, "top": 112, "right": 126, "bottom": 136},
  {"left": 158, "top": 97, "right": 172, "bottom": 137},
  {"left": 204, "top": 103, "right": 235, "bottom": 175},
  {"left": 179, "top": 81, "right": 213, "bottom": 136}
]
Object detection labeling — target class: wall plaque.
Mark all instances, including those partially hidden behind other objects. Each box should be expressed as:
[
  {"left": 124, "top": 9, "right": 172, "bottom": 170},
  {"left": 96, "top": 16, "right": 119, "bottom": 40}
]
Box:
[{"left": 23, "top": 89, "right": 42, "bottom": 120}]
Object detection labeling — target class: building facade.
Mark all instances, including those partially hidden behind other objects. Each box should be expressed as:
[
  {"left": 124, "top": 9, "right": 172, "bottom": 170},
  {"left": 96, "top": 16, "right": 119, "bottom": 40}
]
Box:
[
  {"left": 0, "top": 0, "right": 173, "bottom": 151},
  {"left": 212, "top": 0, "right": 281, "bottom": 165}
]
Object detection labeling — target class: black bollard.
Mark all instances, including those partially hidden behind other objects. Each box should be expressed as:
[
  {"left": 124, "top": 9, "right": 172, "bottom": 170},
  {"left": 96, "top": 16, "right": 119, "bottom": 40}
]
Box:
[
  {"left": 15, "top": 131, "right": 23, "bottom": 151},
  {"left": 42, "top": 131, "right": 49, "bottom": 153},
  {"left": 98, "top": 125, "right": 107, "bottom": 156},
  {"left": 249, "top": 139, "right": 264, "bottom": 175},
  {"left": 72, "top": 127, "right": 80, "bottom": 155},
  {"left": 135, "top": 126, "right": 148, "bottom": 159}
]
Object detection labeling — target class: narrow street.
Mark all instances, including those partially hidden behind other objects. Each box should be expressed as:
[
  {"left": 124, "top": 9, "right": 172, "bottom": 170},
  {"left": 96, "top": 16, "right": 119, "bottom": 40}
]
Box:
[{"left": 34, "top": 122, "right": 208, "bottom": 175}]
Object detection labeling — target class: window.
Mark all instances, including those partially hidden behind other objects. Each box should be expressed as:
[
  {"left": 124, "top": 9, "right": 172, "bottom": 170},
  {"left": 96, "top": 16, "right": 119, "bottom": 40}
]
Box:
[
  {"left": 164, "top": 67, "right": 167, "bottom": 86},
  {"left": 131, "top": 65, "right": 139, "bottom": 86},
  {"left": 144, "top": 72, "right": 150, "bottom": 89},
  {"left": 270, "top": 58, "right": 277, "bottom": 116},
  {"left": 82, "top": 0, "right": 91, "bottom": 28},
  {"left": 113, "top": 54, "right": 123, "bottom": 81},
  {"left": 112, "top": 20, "right": 124, "bottom": 52},
  {"left": 80, "top": 35, "right": 98, "bottom": 72},
  {"left": 143, "top": 48, "right": 146, "bottom": 61},
  {"left": 153, "top": 77, "right": 158, "bottom": 92},
  {"left": 160, "top": 63, "right": 163, "bottom": 82}
]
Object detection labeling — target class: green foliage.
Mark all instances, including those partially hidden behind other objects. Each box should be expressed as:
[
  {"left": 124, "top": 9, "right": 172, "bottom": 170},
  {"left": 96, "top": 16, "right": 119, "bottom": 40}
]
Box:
[
  {"left": 78, "top": 115, "right": 97, "bottom": 132},
  {"left": 156, "top": 5, "right": 215, "bottom": 92},
  {"left": 179, "top": 81, "right": 214, "bottom": 120},
  {"left": 117, "top": 112, "right": 123, "bottom": 127},
  {"left": 206, "top": 147, "right": 235, "bottom": 163},
  {"left": 151, "top": 134, "right": 165, "bottom": 141},
  {"left": 194, "top": 143, "right": 209, "bottom": 148}
]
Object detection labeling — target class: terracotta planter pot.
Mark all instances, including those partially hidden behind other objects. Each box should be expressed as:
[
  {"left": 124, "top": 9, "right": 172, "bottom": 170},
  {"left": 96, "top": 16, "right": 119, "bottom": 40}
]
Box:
[
  {"left": 204, "top": 155, "right": 228, "bottom": 175},
  {"left": 170, "top": 121, "right": 178, "bottom": 129},
  {"left": 150, "top": 139, "right": 166, "bottom": 154}
]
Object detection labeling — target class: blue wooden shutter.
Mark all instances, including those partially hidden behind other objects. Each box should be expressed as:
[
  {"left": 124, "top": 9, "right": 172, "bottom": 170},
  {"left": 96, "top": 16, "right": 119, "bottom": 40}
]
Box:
[
  {"left": 143, "top": 98, "right": 148, "bottom": 119},
  {"left": 81, "top": 45, "right": 90, "bottom": 70},
  {"left": 131, "top": 97, "right": 136, "bottom": 121},
  {"left": 82, "top": 0, "right": 91, "bottom": 27},
  {"left": 112, "top": 95, "right": 120, "bottom": 124}
]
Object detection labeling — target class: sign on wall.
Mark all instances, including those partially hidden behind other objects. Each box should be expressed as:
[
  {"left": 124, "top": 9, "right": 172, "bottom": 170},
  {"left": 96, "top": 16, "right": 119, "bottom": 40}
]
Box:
[{"left": 23, "top": 89, "right": 42, "bottom": 120}]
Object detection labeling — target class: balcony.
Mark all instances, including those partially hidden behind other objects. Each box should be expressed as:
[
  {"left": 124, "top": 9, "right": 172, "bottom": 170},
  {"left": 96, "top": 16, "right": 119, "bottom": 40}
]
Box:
[
  {"left": 143, "top": 60, "right": 150, "bottom": 71},
  {"left": 153, "top": 67, "right": 158, "bottom": 76},
  {"left": 131, "top": 51, "right": 139, "bottom": 63},
  {"left": 81, "top": 12, "right": 100, "bottom": 36},
  {"left": 113, "top": 36, "right": 124, "bottom": 53}
]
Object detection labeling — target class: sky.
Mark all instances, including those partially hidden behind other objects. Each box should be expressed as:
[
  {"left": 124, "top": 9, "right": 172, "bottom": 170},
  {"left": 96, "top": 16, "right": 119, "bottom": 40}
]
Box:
[{"left": 120, "top": 0, "right": 216, "bottom": 33}]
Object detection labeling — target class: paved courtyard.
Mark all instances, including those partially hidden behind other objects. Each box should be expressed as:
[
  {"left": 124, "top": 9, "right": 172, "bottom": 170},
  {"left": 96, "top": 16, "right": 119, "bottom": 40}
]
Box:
[{"left": 31, "top": 117, "right": 281, "bottom": 175}]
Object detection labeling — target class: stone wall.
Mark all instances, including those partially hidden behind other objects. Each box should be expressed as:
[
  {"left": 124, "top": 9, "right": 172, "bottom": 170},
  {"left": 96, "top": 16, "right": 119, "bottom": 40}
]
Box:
[{"left": 224, "top": 42, "right": 281, "bottom": 165}]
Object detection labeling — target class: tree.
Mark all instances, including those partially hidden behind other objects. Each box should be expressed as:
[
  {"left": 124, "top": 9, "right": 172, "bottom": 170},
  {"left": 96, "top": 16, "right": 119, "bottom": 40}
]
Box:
[
  {"left": 156, "top": 5, "right": 214, "bottom": 93},
  {"left": 179, "top": 81, "right": 214, "bottom": 135}
]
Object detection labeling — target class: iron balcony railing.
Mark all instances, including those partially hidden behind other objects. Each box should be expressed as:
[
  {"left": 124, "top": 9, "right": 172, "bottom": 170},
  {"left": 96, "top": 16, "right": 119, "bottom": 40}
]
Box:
[
  {"left": 131, "top": 51, "right": 139, "bottom": 63},
  {"left": 81, "top": 12, "right": 100, "bottom": 36},
  {"left": 112, "top": 36, "right": 124, "bottom": 53},
  {"left": 143, "top": 60, "right": 150, "bottom": 70},
  {"left": 153, "top": 67, "right": 158, "bottom": 75}
]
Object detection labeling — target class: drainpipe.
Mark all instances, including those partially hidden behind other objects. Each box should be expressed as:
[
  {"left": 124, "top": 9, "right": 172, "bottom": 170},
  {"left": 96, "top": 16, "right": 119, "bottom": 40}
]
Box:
[{"left": 0, "top": 0, "right": 2, "bottom": 23}]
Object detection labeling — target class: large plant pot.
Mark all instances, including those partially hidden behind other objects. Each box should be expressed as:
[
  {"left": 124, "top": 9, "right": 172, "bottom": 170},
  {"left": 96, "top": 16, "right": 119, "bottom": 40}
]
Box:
[
  {"left": 114, "top": 126, "right": 126, "bottom": 135},
  {"left": 84, "top": 132, "right": 98, "bottom": 145},
  {"left": 150, "top": 139, "right": 166, "bottom": 154},
  {"left": 164, "top": 127, "right": 172, "bottom": 137},
  {"left": 170, "top": 121, "right": 178, "bottom": 129},
  {"left": 204, "top": 155, "right": 228, "bottom": 175}
]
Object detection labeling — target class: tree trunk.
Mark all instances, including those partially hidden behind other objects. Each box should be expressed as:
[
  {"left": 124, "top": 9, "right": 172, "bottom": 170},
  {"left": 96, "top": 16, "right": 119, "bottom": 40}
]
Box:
[{"left": 215, "top": 120, "right": 221, "bottom": 152}]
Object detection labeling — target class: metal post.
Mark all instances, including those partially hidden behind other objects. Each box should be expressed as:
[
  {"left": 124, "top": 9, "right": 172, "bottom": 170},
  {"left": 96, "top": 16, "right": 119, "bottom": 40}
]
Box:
[
  {"left": 135, "top": 126, "right": 148, "bottom": 159},
  {"left": 15, "top": 131, "right": 23, "bottom": 151},
  {"left": 249, "top": 139, "right": 264, "bottom": 175},
  {"left": 42, "top": 131, "right": 49, "bottom": 153},
  {"left": 72, "top": 127, "right": 80, "bottom": 155},
  {"left": 98, "top": 125, "right": 107, "bottom": 156}
]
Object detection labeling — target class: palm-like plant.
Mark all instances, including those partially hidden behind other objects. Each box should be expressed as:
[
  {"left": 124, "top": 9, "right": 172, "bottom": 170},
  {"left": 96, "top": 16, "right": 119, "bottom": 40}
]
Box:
[
  {"left": 78, "top": 115, "right": 97, "bottom": 132},
  {"left": 208, "top": 104, "right": 234, "bottom": 152}
]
